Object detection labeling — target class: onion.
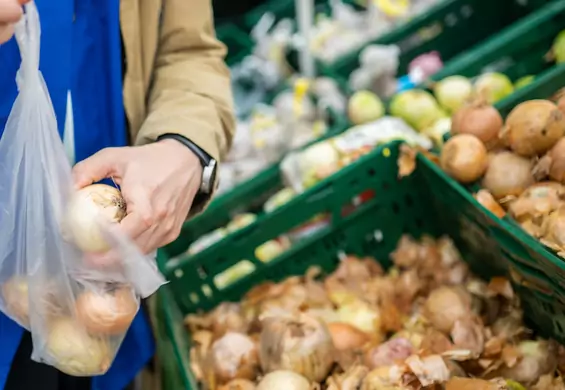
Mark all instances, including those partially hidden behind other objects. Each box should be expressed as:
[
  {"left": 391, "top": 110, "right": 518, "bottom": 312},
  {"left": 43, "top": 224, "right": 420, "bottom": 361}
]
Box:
[
  {"left": 75, "top": 286, "right": 138, "bottom": 335},
  {"left": 474, "top": 189, "right": 505, "bottom": 218},
  {"left": 450, "top": 100, "right": 503, "bottom": 148},
  {"left": 348, "top": 90, "right": 385, "bottom": 125},
  {"left": 364, "top": 338, "right": 413, "bottom": 369},
  {"left": 210, "top": 303, "right": 248, "bottom": 338},
  {"left": 327, "top": 322, "right": 369, "bottom": 351},
  {"left": 2, "top": 276, "right": 30, "bottom": 327},
  {"left": 534, "top": 137, "right": 565, "bottom": 183},
  {"left": 336, "top": 299, "right": 382, "bottom": 336},
  {"left": 433, "top": 75, "right": 473, "bottom": 113},
  {"left": 424, "top": 286, "right": 472, "bottom": 333},
  {"left": 209, "top": 332, "right": 259, "bottom": 383},
  {"left": 66, "top": 184, "right": 127, "bottom": 253},
  {"left": 389, "top": 89, "right": 446, "bottom": 131},
  {"left": 256, "top": 371, "right": 310, "bottom": 390},
  {"left": 259, "top": 313, "right": 334, "bottom": 382},
  {"left": 496, "top": 340, "right": 558, "bottom": 385},
  {"left": 440, "top": 134, "right": 488, "bottom": 183},
  {"left": 46, "top": 317, "right": 112, "bottom": 376},
  {"left": 482, "top": 151, "right": 534, "bottom": 199},
  {"left": 557, "top": 95, "right": 565, "bottom": 116},
  {"left": 501, "top": 100, "right": 565, "bottom": 157},
  {"left": 219, "top": 379, "right": 256, "bottom": 390},
  {"left": 446, "top": 377, "right": 506, "bottom": 390},
  {"left": 473, "top": 72, "right": 514, "bottom": 104}
]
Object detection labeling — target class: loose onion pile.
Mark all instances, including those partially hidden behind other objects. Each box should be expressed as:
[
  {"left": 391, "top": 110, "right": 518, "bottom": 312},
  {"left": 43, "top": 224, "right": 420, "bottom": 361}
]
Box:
[
  {"left": 0, "top": 183, "right": 139, "bottom": 376},
  {"left": 186, "top": 235, "right": 564, "bottom": 389},
  {"left": 437, "top": 94, "right": 565, "bottom": 257}
]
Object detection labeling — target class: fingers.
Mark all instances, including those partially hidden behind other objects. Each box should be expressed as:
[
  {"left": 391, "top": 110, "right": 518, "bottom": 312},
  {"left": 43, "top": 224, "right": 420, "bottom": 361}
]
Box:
[
  {"left": 0, "top": 0, "right": 24, "bottom": 23},
  {"left": 72, "top": 148, "right": 124, "bottom": 188},
  {"left": 118, "top": 189, "right": 154, "bottom": 241}
]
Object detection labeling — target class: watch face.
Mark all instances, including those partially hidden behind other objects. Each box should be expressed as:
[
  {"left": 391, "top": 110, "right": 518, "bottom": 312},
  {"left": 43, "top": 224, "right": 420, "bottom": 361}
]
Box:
[{"left": 201, "top": 160, "right": 217, "bottom": 194}]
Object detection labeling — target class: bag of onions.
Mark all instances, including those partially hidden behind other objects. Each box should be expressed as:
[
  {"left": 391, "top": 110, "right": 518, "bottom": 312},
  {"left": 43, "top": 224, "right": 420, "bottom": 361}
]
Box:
[{"left": 0, "top": 4, "right": 165, "bottom": 377}]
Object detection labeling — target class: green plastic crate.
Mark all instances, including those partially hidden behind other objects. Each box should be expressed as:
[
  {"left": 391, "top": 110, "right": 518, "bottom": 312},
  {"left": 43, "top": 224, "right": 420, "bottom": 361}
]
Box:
[
  {"left": 324, "top": 0, "right": 553, "bottom": 85},
  {"left": 215, "top": 24, "right": 253, "bottom": 66},
  {"left": 157, "top": 141, "right": 565, "bottom": 388},
  {"left": 429, "top": 0, "right": 565, "bottom": 97},
  {"left": 165, "top": 108, "right": 350, "bottom": 260}
]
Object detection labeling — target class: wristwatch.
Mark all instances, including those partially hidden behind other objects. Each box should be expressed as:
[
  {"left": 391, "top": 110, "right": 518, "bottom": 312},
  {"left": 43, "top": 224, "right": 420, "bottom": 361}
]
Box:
[{"left": 157, "top": 133, "right": 218, "bottom": 204}]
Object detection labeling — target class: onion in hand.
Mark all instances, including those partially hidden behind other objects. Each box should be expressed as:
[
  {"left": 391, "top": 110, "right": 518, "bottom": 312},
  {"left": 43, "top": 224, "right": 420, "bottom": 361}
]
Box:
[{"left": 66, "top": 184, "right": 127, "bottom": 253}]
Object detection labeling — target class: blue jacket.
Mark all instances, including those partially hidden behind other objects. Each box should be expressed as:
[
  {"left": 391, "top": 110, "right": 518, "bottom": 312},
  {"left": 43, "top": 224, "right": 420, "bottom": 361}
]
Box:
[{"left": 0, "top": 1, "right": 154, "bottom": 389}]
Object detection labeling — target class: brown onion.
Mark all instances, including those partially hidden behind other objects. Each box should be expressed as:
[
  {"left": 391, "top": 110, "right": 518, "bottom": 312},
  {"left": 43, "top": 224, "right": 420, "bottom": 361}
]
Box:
[
  {"left": 364, "top": 338, "right": 413, "bottom": 369},
  {"left": 474, "top": 189, "right": 505, "bottom": 218},
  {"left": 362, "top": 365, "right": 406, "bottom": 389},
  {"left": 482, "top": 151, "right": 534, "bottom": 199},
  {"left": 534, "top": 137, "right": 565, "bottom": 183},
  {"left": 424, "top": 286, "right": 472, "bottom": 333},
  {"left": 259, "top": 313, "right": 334, "bottom": 382},
  {"left": 209, "top": 332, "right": 259, "bottom": 384},
  {"left": 446, "top": 377, "right": 505, "bottom": 390},
  {"left": 451, "top": 100, "right": 503, "bottom": 148},
  {"left": 557, "top": 95, "right": 565, "bottom": 116},
  {"left": 327, "top": 322, "right": 370, "bottom": 351},
  {"left": 75, "top": 286, "right": 138, "bottom": 335},
  {"left": 440, "top": 134, "right": 488, "bottom": 183},
  {"left": 501, "top": 99, "right": 565, "bottom": 157},
  {"left": 219, "top": 379, "right": 256, "bottom": 390}
]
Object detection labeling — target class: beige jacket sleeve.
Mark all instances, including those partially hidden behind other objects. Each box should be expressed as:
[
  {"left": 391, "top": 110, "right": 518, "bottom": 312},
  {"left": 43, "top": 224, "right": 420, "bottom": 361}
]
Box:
[{"left": 135, "top": 0, "right": 235, "bottom": 176}]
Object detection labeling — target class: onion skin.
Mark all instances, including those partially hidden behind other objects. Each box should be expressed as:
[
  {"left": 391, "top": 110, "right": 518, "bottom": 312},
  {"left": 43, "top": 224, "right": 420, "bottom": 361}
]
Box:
[
  {"left": 46, "top": 318, "right": 112, "bottom": 376},
  {"left": 209, "top": 332, "right": 259, "bottom": 384},
  {"left": 535, "top": 137, "right": 565, "bottom": 183},
  {"left": 75, "top": 286, "right": 138, "bottom": 335},
  {"left": 482, "top": 151, "right": 534, "bottom": 199},
  {"left": 496, "top": 340, "right": 558, "bottom": 385},
  {"left": 424, "top": 286, "right": 472, "bottom": 333},
  {"left": 451, "top": 101, "right": 503, "bottom": 148},
  {"left": 259, "top": 313, "right": 334, "bottom": 382},
  {"left": 501, "top": 100, "right": 565, "bottom": 157},
  {"left": 327, "top": 322, "right": 370, "bottom": 351},
  {"left": 364, "top": 338, "right": 413, "bottom": 369},
  {"left": 440, "top": 134, "right": 488, "bottom": 183},
  {"left": 256, "top": 370, "right": 310, "bottom": 390},
  {"left": 474, "top": 189, "right": 505, "bottom": 218},
  {"left": 66, "top": 184, "right": 127, "bottom": 253}
]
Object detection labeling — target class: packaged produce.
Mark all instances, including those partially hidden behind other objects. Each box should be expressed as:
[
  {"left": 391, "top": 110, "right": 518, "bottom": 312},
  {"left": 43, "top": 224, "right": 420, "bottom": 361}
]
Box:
[
  {"left": 280, "top": 117, "right": 432, "bottom": 193},
  {"left": 0, "top": 5, "right": 164, "bottom": 375},
  {"left": 308, "top": 0, "right": 441, "bottom": 64},
  {"left": 186, "top": 235, "right": 564, "bottom": 389}
]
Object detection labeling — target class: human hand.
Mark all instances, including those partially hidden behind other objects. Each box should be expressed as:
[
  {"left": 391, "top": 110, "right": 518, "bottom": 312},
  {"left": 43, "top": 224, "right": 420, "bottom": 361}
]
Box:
[
  {"left": 72, "top": 140, "right": 203, "bottom": 257},
  {"left": 0, "top": 0, "right": 29, "bottom": 44}
]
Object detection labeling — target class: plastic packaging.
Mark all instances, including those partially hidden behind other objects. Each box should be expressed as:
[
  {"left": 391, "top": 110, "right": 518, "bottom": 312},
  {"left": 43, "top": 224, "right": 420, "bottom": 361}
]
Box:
[
  {"left": 0, "top": 3, "right": 165, "bottom": 376},
  {"left": 280, "top": 117, "right": 433, "bottom": 192}
]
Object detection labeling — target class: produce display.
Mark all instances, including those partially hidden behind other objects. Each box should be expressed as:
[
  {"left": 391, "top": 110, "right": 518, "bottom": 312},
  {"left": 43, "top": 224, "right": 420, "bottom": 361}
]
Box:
[
  {"left": 185, "top": 235, "right": 565, "bottom": 389},
  {"left": 307, "top": 0, "right": 442, "bottom": 64},
  {"left": 218, "top": 77, "right": 346, "bottom": 195},
  {"left": 281, "top": 116, "right": 432, "bottom": 192},
  {"left": 434, "top": 88, "right": 565, "bottom": 257}
]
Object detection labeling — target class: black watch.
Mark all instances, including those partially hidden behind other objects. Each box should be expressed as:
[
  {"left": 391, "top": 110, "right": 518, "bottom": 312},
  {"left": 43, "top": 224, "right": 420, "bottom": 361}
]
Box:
[{"left": 157, "top": 133, "right": 218, "bottom": 196}]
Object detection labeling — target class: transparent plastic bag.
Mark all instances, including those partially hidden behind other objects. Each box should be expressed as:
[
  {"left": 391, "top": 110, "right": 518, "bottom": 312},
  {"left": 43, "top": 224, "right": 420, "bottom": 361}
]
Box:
[{"left": 0, "top": 3, "right": 165, "bottom": 376}]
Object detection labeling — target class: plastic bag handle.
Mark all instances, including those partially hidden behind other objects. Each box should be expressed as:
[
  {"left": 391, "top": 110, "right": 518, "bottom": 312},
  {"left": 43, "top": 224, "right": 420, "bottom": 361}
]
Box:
[{"left": 14, "top": 2, "right": 41, "bottom": 84}]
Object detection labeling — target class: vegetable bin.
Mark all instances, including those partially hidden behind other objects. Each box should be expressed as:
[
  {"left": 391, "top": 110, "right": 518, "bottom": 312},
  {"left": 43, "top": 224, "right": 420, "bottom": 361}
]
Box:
[{"left": 156, "top": 141, "right": 565, "bottom": 388}]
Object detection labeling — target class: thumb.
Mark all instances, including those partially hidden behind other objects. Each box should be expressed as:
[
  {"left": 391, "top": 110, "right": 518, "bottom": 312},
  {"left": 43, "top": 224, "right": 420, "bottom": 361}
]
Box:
[{"left": 72, "top": 148, "right": 124, "bottom": 188}]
